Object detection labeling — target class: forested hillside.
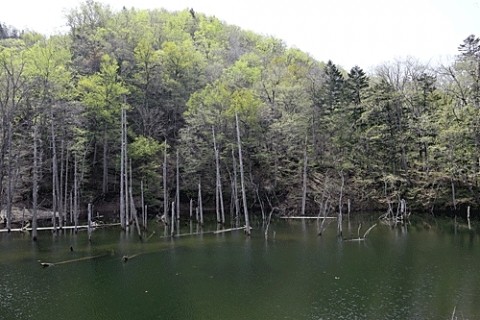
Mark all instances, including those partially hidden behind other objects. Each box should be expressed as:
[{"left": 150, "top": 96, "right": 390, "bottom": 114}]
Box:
[{"left": 1, "top": 1, "right": 479, "bottom": 229}]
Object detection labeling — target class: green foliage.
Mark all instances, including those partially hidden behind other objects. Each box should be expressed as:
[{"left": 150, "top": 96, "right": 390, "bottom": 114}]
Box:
[
  {"left": 77, "top": 54, "right": 128, "bottom": 122},
  {"left": 2, "top": 2, "right": 480, "bottom": 215},
  {"left": 129, "top": 135, "right": 163, "bottom": 160}
]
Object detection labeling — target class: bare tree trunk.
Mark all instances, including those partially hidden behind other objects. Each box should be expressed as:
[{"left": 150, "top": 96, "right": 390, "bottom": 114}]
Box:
[
  {"left": 212, "top": 126, "right": 222, "bottom": 224},
  {"left": 451, "top": 178, "right": 457, "bottom": 210},
  {"left": 176, "top": 150, "right": 180, "bottom": 221},
  {"left": 87, "top": 203, "right": 92, "bottom": 241},
  {"left": 338, "top": 171, "right": 344, "bottom": 238},
  {"left": 236, "top": 113, "right": 250, "bottom": 235},
  {"left": 59, "top": 138, "right": 65, "bottom": 227},
  {"left": 6, "top": 121, "right": 13, "bottom": 231},
  {"left": 144, "top": 205, "right": 148, "bottom": 230},
  {"left": 219, "top": 173, "right": 225, "bottom": 224},
  {"left": 301, "top": 139, "right": 308, "bottom": 216},
  {"left": 74, "top": 155, "right": 79, "bottom": 233},
  {"left": 232, "top": 148, "right": 240, "bottom": 223},
  {"left": 69, "top": 191, "right": 73, "bottom": 224},
  {"left": 51, "top": 167, "right": 57, "bottom": 232},
  {"left": 255, "top": 187, "right": 265, "bottom": 222},
  {"left": 124, "top": 115, "right": 129, "bottom": 227},
  {"left": 163, "top": 141, "right": 169, "bottom": 225},
  {"left": 32, "top": 124, "right": 39, "bottom": 241},
  {"left": 129, "top": 162, "right": 142, "bottom": 239},
  {"left": 264, "top": 207, "right": 276, "bottom": 240},
  {"left": 120, "top": 108, "right": 126, "bottom": 229},
  {"left": 63, "top": 149, "right": 69, "bottom": 226},
  {"left": 171, "top": 201, "right": 175, "bottom": 236},
  {"left": 317, "top": 198, "right": 330, "bottom": 236},
  {"left": 467, "top": 205, "right": 471, "bottom": 229},
  {"left": 141, "top": 179, "right": 145, "bottom": 230},
  {"left": 198, "top": 180, "right": 203, "bottom": 225},
  {"left": 229, "top": 179, "right": 235, "bottom": 220},
  {"left": 189, "top": 198, "right": 193, "bottom": 220},
  {"left": 102, "top": 127, "right": 108, "bottom": 194},
  {"left": 51, "top": 116, "right": 60, "bottom": 231},
  {"left": 212, "top": 128, "right": 219, "bottom": 223}
]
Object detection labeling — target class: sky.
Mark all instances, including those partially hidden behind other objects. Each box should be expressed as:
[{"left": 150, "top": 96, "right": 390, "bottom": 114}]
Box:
[{"left": 2, "top": 0, "right": 479, "bottom": 70}]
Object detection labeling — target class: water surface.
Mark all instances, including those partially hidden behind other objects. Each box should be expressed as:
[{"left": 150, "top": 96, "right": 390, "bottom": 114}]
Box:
[{"left": 0, "top": 216, "right": 479, "bottom": 319}]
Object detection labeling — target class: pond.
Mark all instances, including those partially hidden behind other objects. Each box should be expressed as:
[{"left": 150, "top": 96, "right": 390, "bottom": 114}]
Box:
[{"left": 1, "top": 215, "right": 479, "bottom": 320}]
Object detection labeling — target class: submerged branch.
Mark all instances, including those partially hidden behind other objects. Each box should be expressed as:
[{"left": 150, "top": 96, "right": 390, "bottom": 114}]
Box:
[
  {"left": 343, "top": 223, "right": 377, "bottom": 242},
  {"left": 39, "top": 253, "right": 109, "bottom": 267},
  {"left": 213, "top": 226, "right": 247, "bottom": 234}
]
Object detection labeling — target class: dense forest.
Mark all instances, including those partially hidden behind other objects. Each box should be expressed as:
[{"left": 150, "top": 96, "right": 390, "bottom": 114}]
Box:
[{"left": 0, "top": 1, "right": 479, "bottom": 231}]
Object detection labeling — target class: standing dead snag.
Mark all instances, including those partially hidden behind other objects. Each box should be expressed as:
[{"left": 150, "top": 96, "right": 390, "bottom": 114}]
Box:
[
  {"left": 32, "top": 124, "right": 39, "bottom": 241},
  {"left": 337, "top": 171, "right": 344, "bottom": 238},
  {"left": 301, "top": 137, "right": 308, "bottom": 216},
  {"left": 176, "top": 150, "right": 180, "bottom": 221},
  {"left": 213, "top": 126, "right": 220, "bottom": 224},
  {"left": 119, "top": 107, "right": 126, "bottom": 229},
  {"left": 129, "top": 162, "right": 142, "bottom": 239},
  {"left": 189, "top": 199, "right": 193, "bottom": 220},
  {"left": 163, "top": 140, "right": 169, "bottom": 226},
  {"left": 171, "top": 201, "right": 175, "bottom": 237},
  {"left": 264, "top": 207, "right": 277, "bottom": 240},
  {"left": 235, "top": 112, "right": 251, "bottom": 235},
  {"left": 87, "top": 203, "right": 92, "bottom": 241},
  {"left": 124, "top": 114, "right": 130, "bottom": 226},
  {"left": 212, "top": 126, "right": 225, "bottom": 224},
  {"left": 198, "top": 180, "right": 204, "bottom": 225},
  {"left": 467, "top": 205, "right": 471, "bottom": 229},
  {"left": 141, "top": 180, "right": 146, "bottom": 230},
  {"left": 73, "top": 155, "right": 79, "bottom": 233},
  {"left": 231, "top": 148, "right": 240, "bottom": 224},
  {"left": 51, "top": 112, "right": 60, "bottom": 231}
]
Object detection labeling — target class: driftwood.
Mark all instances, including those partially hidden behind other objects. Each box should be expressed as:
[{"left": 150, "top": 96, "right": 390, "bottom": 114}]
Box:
[
  {"left": 213, "top": 226, "right": 247, "bottom": 234},
  {"left": 0, "top": 223, "right": 121, "bottom": 233},
  {"left": 121, "top": 253, "right": 143, "bottom": 263},
  {"left": 170, "top": 226, "right": 249, "bottom": 238},
  {"left": 280, "top": 216, "right": 336, "bottom": 220},
  {"left": 39, "top": 253, "right": 109, "bottom": 267}
]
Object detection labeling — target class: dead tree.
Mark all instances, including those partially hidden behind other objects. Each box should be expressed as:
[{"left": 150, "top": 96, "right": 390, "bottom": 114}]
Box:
[
  {"left": 231, "top": 147, "right": 240, "bottom": 223},
  {"left": 32, "top": 124, "right": 39, "bottom": 241},
  {"left": 212, "top": 126, "right": 225, "bottom": 224},
  {"left": 176, "top": 150, "right": 180, "bottom": 221},
  {"left": 337, "top": 171, "right": 344, "bottom": 238},
  {"left": 119, "top": 107, "right": 126, "bottom": 229},
  {"left": 163, "top": 141, "right": 169, "bottom": 225},
  {"left": 236, "top": 112, "right": 251, "bottom": 235},
  {"left": 301, "top": 138, "right": 308, "bottom": 216},
  {"left": 198, "top": 180, "right": 203, "bottom": 225}
]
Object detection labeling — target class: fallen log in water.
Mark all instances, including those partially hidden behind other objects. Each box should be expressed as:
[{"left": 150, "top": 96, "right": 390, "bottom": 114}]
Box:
[
  {"left": 121, "top": 252, "right": 144, "bottom": 263},
  {"left": 213, "top": 226, "right": 247, "bottom": 234},
  {"left": 280, "top": 216, "right": 336, "bottom": 220},
  {"left": 172, "top": 226, "right": 249, "bottom": 238},
  {"left": 0, "top": 223, "right": 121, "bottom": 233},
  {"left": 39, "top": 253, "right": 109, "bottom": 267}
]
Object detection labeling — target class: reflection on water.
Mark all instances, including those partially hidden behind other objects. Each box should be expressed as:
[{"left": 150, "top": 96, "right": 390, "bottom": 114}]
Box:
[{"left": 1, "top": 216, "right": 480, "bottom": 320}]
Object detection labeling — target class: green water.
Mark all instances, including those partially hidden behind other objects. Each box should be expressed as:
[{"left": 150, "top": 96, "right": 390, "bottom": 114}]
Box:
[{"left": 1, "top": 217, "right": 480, "bottom": 320}]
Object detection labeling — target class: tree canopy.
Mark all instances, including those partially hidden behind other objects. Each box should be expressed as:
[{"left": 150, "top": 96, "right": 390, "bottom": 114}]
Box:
[{"left": 0, "top": 2, "right": 479, "bottom": 224}]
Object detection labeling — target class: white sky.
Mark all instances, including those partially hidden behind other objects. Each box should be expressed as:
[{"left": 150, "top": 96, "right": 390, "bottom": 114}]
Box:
[{"left": 2, "top": 0, "right": 479, "bottom": 70}]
